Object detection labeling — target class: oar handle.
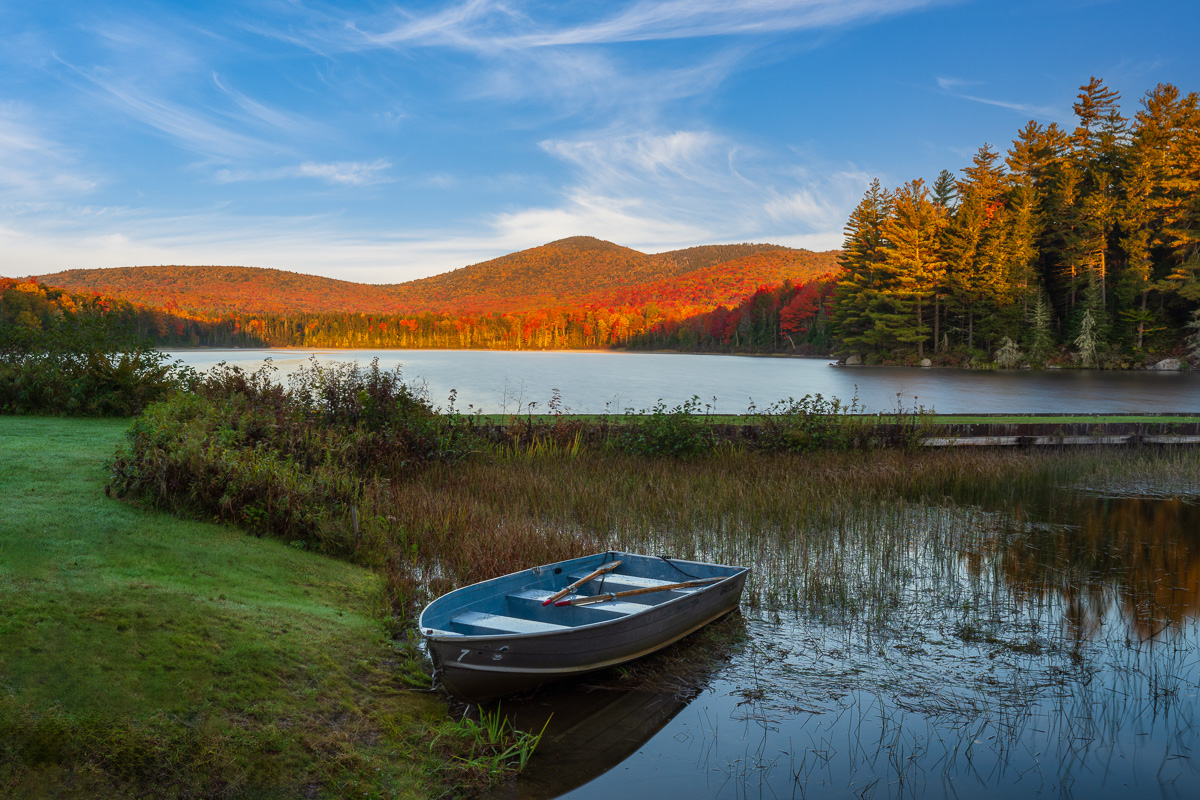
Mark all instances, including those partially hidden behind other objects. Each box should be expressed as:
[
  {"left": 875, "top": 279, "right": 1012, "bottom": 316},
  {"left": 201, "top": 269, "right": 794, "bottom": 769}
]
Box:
[
  {"left": 556, "top": 576, "right": 722, "bottom": 606},
  {"left": 542, "top": 560, "right": 623, "bottom": 606}
]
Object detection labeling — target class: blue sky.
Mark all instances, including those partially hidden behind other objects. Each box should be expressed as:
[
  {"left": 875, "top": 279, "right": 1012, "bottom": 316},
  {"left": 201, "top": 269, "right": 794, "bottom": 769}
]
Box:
[{"left": 2, "top": 0, "right": 1198, "bottom": 283}]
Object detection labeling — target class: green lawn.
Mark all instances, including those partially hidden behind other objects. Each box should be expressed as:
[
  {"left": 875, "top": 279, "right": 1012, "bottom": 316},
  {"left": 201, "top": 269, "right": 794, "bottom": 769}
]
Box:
[{"left": 0, "top": 417, "right": 449, "bottom": 799}]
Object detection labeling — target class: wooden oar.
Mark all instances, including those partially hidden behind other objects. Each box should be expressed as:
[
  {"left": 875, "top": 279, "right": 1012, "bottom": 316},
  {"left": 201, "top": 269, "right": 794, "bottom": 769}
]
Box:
[
  {"left": 556, "top": 577, "right": 723, "bottom": 607},
  {"left": 542, "top": 560, "right": 623, "bottom": 606}
]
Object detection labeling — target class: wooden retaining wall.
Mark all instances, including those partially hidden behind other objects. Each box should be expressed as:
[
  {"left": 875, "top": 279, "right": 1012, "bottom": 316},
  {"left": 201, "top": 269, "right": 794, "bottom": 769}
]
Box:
[{"left": 905, "top": 415, "right": 1200, "bottom": 447}]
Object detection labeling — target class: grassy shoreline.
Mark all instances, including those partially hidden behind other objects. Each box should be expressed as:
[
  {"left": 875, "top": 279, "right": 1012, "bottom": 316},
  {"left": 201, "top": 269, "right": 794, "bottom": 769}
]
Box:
[{"left": 0, "top": 417, "right": 458, "bottom": 799}]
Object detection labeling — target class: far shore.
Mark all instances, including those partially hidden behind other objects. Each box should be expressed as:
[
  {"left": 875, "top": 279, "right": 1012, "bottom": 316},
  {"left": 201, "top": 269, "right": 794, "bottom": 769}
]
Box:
[{"left": 154, "top": 344, "right": 1196, "bottom": 371}]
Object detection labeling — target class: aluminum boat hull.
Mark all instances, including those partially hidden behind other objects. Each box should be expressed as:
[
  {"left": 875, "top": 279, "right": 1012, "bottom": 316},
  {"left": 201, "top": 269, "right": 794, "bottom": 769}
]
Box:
[{"left": 418, "top": 552, "right": 749, "bottom": 701}]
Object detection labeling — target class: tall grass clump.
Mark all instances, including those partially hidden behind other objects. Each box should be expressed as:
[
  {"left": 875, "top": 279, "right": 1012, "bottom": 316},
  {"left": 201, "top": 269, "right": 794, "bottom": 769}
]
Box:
[{"left": 431, "top": 705, "right": 552, "bottom": 790}]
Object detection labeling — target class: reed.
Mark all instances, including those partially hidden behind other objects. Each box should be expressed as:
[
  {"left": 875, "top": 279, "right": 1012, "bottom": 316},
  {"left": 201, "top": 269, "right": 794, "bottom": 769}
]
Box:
[
  {"left": 368, "top": 447, "right": 1199, "bottom": 626},
  {"left": 431, "top": 704, "right": 551, "bottom": 790}
]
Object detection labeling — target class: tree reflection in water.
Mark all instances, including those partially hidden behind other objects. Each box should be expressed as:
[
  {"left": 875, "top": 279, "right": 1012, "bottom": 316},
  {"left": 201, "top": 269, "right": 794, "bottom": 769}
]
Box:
[{"left": 993, "top": 495, "right": 1200, "bottom": 643}]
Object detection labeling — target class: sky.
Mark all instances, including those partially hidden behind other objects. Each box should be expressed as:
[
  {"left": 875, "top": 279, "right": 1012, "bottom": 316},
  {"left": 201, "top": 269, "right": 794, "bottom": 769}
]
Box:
[{"left": 2, "top": 0, "right": 1199, "bottom": 285}]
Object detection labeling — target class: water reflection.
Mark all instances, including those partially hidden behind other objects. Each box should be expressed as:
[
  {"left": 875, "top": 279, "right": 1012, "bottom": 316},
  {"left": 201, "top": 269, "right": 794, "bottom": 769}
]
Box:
[
  {"left": 479, "top": 688, "right": 689, "bottom": 800},
  {"left": 476, "top": 614, "right": 746, "bottom": 800},
  {"left": 487, "top": 491, "right": 1200, "bottom": 799},
  {"left": 997, "top": 496, "right": 1200, "bottom": 642}
]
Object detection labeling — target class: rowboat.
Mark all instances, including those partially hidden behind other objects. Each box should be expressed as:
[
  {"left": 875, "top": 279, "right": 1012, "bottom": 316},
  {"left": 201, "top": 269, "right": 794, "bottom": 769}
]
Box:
[{"left": 419, "top": 551, "right": 750, "bottom": 701}]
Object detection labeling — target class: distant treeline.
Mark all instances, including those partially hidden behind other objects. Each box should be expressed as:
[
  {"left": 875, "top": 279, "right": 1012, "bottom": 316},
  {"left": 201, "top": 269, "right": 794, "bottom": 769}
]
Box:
[
  {"left": 0, "top": 279, "right": 187, "bottom": 415},
  {"left": 626, "top": 276, "right": 838, "bottom": 354},
  {"left": 831, "top": 77, "right": 1200, "bottom": 368},
  {"left": 2, "top": 276, "right": 837, "bottom": 353}
]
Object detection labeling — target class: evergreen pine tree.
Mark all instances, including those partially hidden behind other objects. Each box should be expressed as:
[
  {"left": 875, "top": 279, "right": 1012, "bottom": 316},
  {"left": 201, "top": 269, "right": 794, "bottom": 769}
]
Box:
[
  {"left": 1074, "top": 309, "right": 1099, "bottom": 367},
  {"left": 1186, "top": 309, "right": 1200, "bottom": 363},
  {"left": 943, "top": 145, "right": 1008, "bottom": 349},
  {"left": 834, "top": 180, "right": 894, "bottom": 351},
  {"left": 1119, "top": 122, "right": 1157, "bottom": 349},
  {"left": 994, "top": 336, "right": 1022, "bottom": 368},
  {"left": 1070, "top": 77, "right": 1127, "bottom": 303},
  {"left": 1027, "top": 294, "right": 1056, "bottom": 364},
  {"left": 882, "top": 179, "right": 948, "bottom": 357},
  {"left": 932, "top": 169, "right": 958, "bottom": 210}
]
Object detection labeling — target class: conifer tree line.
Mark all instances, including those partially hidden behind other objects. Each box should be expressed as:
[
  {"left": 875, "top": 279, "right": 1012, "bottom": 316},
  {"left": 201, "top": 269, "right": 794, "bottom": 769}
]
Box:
[{"left": 834, "top": 78, "right": 1200, "bottom": 367}]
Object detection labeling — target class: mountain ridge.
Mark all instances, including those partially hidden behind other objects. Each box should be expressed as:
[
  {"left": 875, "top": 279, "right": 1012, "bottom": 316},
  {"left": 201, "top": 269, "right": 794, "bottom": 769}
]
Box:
[{"left": 34, "top": 236, "right": 838, "bottom": 318}]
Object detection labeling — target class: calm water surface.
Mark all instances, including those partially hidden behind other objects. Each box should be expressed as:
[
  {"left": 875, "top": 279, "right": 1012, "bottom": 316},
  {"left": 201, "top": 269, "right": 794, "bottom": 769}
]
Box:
[
  {"left": 486, "top": 491, "right": 1200, "bottom": 800},
  {"left": 166, "top": 349, "right": 1200, "bottom": 414}
]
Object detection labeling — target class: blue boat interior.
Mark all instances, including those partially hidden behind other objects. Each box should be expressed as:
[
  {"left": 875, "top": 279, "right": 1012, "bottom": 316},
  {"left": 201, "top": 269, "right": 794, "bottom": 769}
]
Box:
[{"left": 420, "top": 552, "right": 744, "bottom": 637}]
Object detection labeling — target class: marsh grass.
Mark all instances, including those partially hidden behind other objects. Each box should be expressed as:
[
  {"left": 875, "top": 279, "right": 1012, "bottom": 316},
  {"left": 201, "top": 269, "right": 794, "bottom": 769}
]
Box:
[
  {"left": 370, "top": 443, "right": 1199, "bottom": 790},
  {"left": 431, "top": 705, "right": 551, "bottom": 790}
]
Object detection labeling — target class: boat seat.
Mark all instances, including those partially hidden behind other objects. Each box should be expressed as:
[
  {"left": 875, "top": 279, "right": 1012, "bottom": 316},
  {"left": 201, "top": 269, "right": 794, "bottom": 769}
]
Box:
[
  {"left": 507, "top": 589, "right": 649, "bottom": 617},
  {"left": 450, "top": 611, "right": 571, "bottom": 636},
  {"left": 565, "top": 571, "right": 706, "bottom": 594}
]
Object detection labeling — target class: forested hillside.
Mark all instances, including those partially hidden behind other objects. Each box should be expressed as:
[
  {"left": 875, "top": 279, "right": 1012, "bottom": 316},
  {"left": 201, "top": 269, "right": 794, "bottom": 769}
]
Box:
[
  {"left": 21, "top": 242, "right": 837, "bottom": 350},
  {"left": 37, "top": 238, "right": 813, "bottom": 317},
  {"left": 388, "top": 236, "right": 668, "bottom": 312},
  {"left": 36, "top": 265, "right": 399, "bottom": 316}
]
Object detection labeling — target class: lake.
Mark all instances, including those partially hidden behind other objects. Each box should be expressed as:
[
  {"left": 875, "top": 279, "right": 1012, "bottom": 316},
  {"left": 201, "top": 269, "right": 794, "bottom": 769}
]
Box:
[
  {"left": 479, "top": 479, "right": 1200, "bottom": 800},
  {"left": 165, "top": 349, "right": 1200, "bottom": 414}
]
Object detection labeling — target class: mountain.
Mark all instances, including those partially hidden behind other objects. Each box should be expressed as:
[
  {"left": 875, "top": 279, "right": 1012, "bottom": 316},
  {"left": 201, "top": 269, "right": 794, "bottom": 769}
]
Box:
[
  {"left": 35, "top": 236, "right": 838, "bottom": 318},
  {"left": 33, "top": 265, "right": 396, "bottom": 316},
  {"left": 386, "top": 236, "right": 663, "bottom": 313}
]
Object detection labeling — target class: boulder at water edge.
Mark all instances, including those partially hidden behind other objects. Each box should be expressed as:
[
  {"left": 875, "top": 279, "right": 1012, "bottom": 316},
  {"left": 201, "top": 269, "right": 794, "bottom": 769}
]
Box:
[{"left": 1154, "top": 358, "right": 1182, "bottom": 370}]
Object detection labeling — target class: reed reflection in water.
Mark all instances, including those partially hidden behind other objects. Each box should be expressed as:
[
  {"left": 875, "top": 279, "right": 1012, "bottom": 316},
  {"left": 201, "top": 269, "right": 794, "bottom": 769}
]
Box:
[{"left": 446, "top": 452, "right": 1200, "bottom": 799}]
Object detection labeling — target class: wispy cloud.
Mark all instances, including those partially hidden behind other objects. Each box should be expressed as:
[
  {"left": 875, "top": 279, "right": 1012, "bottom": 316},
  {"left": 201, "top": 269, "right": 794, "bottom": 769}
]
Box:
[
  {"left": 935, "top": 76, "right": 976, "bottom": 91},
  {"left": 0, "top": 107, "right": 99, "bottom": 200},
  {"left": 214, "top": 159, "right": 393, "bottom": 186},
  {"left": 363, "top": 0, "right": 943, "bottom": 50},
  {"left": 935, "top": 77, "right": 1063, "bottom": 120},
  {"left": 210, "top": 73, "right": 326, "bottom": 137},
  {"left": 81, "top": 74, "right": 277, "bottom": 161},
  {"left": 341, "top": 1, "right": 944, "bottom": 117},
  {"left": 296, "top": 159, "right": 393, "bottom": 185},
  {"left": 484, "top": 126, "right": 869, "bottom": 253},
  {"left": 764, "top": 167, "right": 873, "bottom": 233},
  {"left": 59, "top": 22, "right": 321, "bottom": 163},
  {"left": 468, "top": 45, "right": 744, "bottom": 116}
]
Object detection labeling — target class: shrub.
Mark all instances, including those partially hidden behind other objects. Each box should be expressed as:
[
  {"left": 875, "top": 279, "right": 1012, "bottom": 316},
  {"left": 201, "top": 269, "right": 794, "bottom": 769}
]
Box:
[
  {"left": 109, "top": 359, "right": 477, "bottom": 554},
  {"left": 613, "top": 396, "right": 715, "bottom": 458},
  {"left": 0, "top": 314, "right": 191, "bottom": 416}
]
